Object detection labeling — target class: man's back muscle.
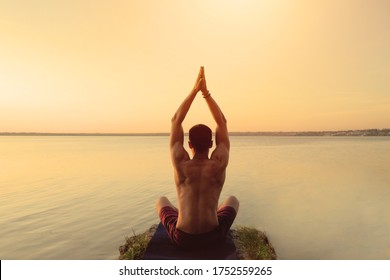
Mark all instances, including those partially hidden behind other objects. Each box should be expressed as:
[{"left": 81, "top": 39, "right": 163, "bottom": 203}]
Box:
[{"left": 175, "top": 158, "right": 226, "bottom": 234}]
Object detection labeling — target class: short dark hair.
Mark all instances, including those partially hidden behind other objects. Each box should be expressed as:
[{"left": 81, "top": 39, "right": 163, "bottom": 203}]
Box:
[{"left": 189, "top": 124, "right": 212, "bottom": 152}]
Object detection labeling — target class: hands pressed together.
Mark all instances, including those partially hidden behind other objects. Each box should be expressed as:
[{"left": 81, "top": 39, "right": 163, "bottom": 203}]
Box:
[{"left": 193, "top": 66, "right": 210, "bottom": 97}]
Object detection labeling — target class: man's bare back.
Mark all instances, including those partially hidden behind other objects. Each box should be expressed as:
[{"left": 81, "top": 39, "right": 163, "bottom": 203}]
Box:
[
  {"left": 175, "top": 155, "right": 226, "bottom": 233},
  {"left": 157, "top": 67, "right": 238, "bottom": 247}
]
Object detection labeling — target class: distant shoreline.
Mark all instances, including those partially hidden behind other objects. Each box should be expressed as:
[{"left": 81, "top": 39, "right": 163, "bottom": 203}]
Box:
[{"left": 1, "top": 129, "right": 389, "bottom": 137}]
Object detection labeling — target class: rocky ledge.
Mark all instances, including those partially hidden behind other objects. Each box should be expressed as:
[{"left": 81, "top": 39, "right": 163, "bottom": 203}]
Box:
[{"left": 119, "top": 224, "right": 277, "bottom": 260}]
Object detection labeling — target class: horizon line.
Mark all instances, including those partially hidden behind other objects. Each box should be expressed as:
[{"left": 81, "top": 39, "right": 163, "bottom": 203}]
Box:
[{"left": 1, "top": 128, "right": 389, "bottom": 136}]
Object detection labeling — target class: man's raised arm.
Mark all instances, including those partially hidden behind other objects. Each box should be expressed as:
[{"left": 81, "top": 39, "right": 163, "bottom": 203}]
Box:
[
  {"left": 200, "top": 67, "right": 230, "bottom": 150},
  {"left": 170, "top": 67, "right": 203, "bottom": 163},
  {"left": 204, "top": 94, "right": 229, "bottom": 148},
  {"left": 199, "top": 68, "right": 230, "bottom": 162}
]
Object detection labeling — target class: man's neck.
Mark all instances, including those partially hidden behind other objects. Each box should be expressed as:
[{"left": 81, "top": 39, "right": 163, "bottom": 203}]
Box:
[{"left": 192, "top": 152, "right": 209, "bottom": 160}]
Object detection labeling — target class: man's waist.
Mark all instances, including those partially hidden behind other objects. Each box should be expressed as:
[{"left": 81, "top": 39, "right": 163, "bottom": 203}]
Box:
[{"left": 176, "top": 215, "right": 219, "bottom": 234}]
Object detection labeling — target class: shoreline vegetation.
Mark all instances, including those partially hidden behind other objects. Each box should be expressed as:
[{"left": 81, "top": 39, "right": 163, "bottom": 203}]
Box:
[
  {"left": 1, "top": 128, "right": 390, "bottom": 137},
  {"left": 119, "top": 224, "right": 277, "bottom": 260}
]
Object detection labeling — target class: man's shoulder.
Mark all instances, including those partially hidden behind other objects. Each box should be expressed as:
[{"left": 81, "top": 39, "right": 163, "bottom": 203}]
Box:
[
  {"left": 171, "top": 143, "right": 190, "bottom": 165},
  {"left": 210, "top": 146, "right": 229, "bottom": 167}
]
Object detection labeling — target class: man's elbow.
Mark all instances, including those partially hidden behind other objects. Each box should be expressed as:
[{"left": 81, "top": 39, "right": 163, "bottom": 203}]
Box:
[
  {"left": 219, "top": 115, "right": 227, "bottom": 126},
  {"left": 171, "top": 114, "right": 184, "bottom": 128},
  {"left": 171, "top": 113, "right": 179, "bottom": 124},
  {"left": 219, "top": 111, "right": 227, "bottom": 124}
]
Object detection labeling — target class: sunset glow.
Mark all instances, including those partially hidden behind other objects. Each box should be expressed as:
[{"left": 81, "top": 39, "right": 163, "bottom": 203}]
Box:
[{"left": 1, "top": 0, "right": 389, "bottom": 133}]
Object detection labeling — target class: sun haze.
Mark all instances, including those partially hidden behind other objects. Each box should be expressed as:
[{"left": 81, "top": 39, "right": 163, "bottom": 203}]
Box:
[{"left": 1, "top": 0, "right": 389, "bottom": 133}]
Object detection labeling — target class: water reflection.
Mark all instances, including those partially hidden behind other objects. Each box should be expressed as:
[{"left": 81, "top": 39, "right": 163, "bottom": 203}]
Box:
[
  {"left": 0, "top": 136, "right": 389, "bottom": 259},
  {"left": 228, "top": 136, "right": 390, "bottom": 259}
]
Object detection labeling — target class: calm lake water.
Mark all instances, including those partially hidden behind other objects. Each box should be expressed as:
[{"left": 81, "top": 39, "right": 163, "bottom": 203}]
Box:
[{"left": 0, "top": 136, "right": 389, "bottom": 259}]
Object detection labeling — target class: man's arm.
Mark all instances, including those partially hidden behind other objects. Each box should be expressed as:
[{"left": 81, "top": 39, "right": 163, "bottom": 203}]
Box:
[
  {"left": 170, "top": 67, "right": 203, "bottom": 165},
  {"left": 204, "top": 95, "right": 229, "bottom": 149},
  {"left": 199, "top": 68, "right": 230, "bottom": 164}
]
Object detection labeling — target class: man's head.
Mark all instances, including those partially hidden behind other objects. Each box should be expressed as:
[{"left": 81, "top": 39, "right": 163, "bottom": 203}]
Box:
[{"left": 188, "top": 124, "right": 213, "bottom": 153}]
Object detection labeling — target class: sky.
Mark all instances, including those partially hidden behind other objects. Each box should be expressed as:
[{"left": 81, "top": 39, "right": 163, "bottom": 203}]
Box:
[{"left": 1, "top": 0, "right": 389, "bottom": 133}]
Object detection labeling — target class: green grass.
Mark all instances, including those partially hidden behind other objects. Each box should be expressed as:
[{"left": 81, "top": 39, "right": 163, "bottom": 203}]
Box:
[
  {"left": 119, "top": 225, "right": 156, "bottom": 260},
  {"left": 231, "top": 226, "right": 277, "bottom": 260},
  {"left": 122, "top": 234, "right": 150, "bottom": 260}
]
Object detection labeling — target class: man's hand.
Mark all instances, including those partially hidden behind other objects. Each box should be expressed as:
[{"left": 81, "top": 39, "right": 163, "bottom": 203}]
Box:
[
  {"left": 193, "top": 66, "right": 208, "bottom": 94},
  {"left": 200, "top": 67, "right": 209, "bottom": 95}
]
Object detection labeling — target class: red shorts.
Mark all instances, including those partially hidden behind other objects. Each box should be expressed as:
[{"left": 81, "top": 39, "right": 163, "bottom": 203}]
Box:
[{"left": 159, "top": 206, "right": 237, "bottom": 248}]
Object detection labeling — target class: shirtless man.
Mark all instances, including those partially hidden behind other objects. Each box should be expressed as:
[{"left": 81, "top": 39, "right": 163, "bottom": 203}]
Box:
[{"left": 156, "top": 66, "right": 239, "bottom": 248}]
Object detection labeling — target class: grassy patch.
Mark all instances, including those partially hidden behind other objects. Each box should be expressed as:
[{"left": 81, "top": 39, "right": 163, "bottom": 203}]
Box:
[
  {"left": 119, "top": 225, "right": 157, "bottom": 260},
  {"left": 231, "top": 226, "right": 277, "bottom": 260}
]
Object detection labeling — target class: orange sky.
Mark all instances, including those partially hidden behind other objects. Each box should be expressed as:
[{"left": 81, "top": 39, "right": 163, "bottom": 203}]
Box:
[{"left": 1, "top": 0, "right": 389, "bottom": 133}]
